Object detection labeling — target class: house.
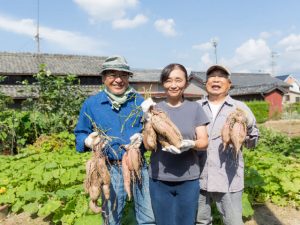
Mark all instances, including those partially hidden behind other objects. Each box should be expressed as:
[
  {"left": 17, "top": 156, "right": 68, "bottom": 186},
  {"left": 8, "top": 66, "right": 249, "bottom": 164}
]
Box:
[
  {"left": 276, "top": 74, "right": 300, "bottom": 103},
  {"left": 190, "top": 71, "right": 290, "bottom": 116},
  {"left": 0, "top": 52, "right": 106, "bottom": 106},
  {"left": 0, "top": 52, "right": 290, "bottom": 115},
  {"left": 0, "top": 52, "right": 201, "bottom": 107}
]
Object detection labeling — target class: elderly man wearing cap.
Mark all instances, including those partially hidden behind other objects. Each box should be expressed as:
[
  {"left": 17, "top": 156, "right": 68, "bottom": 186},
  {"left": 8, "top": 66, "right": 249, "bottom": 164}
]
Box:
[
  {"left": 74, "top": 56, "right": 155, "bottom": 225},
  {"left": 196, "top": 65, "right": 259, "bottom": 225}
]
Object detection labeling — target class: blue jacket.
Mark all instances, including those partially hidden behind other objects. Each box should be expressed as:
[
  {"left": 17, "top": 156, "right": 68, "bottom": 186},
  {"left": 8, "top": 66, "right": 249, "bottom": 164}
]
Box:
[{"left": 74, "top": 90, "right": 144, "bottom": 160}]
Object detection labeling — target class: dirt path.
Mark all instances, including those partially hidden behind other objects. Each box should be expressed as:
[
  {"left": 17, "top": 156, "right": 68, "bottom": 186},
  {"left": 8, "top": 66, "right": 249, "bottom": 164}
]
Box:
[
  {"left": 0, "top": 212, "right": 50, "bottom": 225},
  {"left": 263, "top": 119, "right": 300, "bottom": 137},
  {"left": 245, "top": 202, "right": 300, "bottom": 225},
  {"left": 1, "top": 202, "right": 299, "bottom": 225}
]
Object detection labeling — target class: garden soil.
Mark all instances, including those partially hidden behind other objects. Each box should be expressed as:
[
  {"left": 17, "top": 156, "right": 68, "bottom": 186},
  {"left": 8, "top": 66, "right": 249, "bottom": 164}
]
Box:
[
  {"left": 1, "top": 201, "right": 299, "bottom": 225},
  {"left": 263, "top": 119, "right": 300, "bottom": 137}
]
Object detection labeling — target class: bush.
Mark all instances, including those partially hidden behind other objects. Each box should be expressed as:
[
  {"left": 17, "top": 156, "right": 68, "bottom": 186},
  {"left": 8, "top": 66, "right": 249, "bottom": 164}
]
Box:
[
  {"left": 22, "top": 64, "right": 87, "bottom": 134},
  {"left": 0, "top": 110, "right": 38, "bottom": 154},
  {"left": 257, "top": 126, "right": 299, "bottom": 156},
  {"left": 0, "top": 76, "right": 13, "bottom": 109},
  {"left": 244, "top": 127, "right": 300, "bottom": 208},
  {"left": 282, "top": 103, "right": 300, "bottom": 119},
  {"left": 245, "top": 101, "right": 269, "bottom": 123}
]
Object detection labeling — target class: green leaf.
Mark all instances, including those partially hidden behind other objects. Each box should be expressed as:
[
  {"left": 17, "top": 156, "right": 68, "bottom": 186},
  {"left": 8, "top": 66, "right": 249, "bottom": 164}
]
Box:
[
  {"left": 61, "top": 213, "right": 76, "bottom": 225},
  {"left": 23, "top": 202, "right": 39, "bottom": 214},
  {"left": 74, "top": 214, "right": 103, "bottom": 225},
  {"left": 75, "top": 195, "right": 89, "bottom": 217},
  {"left": 60, "top": 168, "right": 78, "bottom": 185},
  {"left": 271, "top": 195, "right": 287, "bottom": 206},
  {"left": 242, "top": 193, "right": 254, "bottom": 218},
  {"left": 22, "top": 190, "right": 45, "bottom": 202},
  {"left": 0, "top": 190, "right": 15, "bottom": 204},
  {"left": 38, "top": 200, "right": 61, "bottom": 217},
  {"left": 44, "top": 162, "right": 58, "bottom": 170},
  {"left": 11, "top": 200, "right": 25, "bottom": 213},
  {"left": 56, "top": 189, "right": 77, "bottom": 200}
]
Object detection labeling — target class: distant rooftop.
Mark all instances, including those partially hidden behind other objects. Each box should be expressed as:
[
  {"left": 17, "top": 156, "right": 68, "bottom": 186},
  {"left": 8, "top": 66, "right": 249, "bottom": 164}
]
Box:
[
  {"left": 190, "top": 71, "right": 290, "bottom": 88},
  {"left": 0, "top": 52, "right": 107, "bottom": 76}
]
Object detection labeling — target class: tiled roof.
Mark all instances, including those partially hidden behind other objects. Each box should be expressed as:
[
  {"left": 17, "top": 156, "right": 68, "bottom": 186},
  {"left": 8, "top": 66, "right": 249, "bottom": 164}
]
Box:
[
  {"left": 0, "top": 52, "right": 106, "bottom": 76},
  {"left": 190, "top": 71, "right": 290, "bottom": 88},
  {"left": 275, "top": 75, "right": 290, "bottom": 81},
  {"left": 229, "top": 84, "right": 288, "bottom": 96},
  {"left": 130, "top": 69, "right": 161, "bottom": 82},
  {"left": 0, "top": 52, "right": 162, "bottom": 82}
]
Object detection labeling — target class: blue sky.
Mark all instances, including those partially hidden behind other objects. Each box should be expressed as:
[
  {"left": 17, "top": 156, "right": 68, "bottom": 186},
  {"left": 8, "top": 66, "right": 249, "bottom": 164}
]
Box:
[{"left": 1, "top": 0, "right": 300, "bottom": 79}]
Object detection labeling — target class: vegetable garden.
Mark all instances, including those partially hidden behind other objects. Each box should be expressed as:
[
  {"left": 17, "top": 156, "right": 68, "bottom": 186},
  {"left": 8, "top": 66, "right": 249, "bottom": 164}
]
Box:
[{"left": 0, "top": 68, "right": 299, "bottom": 224}]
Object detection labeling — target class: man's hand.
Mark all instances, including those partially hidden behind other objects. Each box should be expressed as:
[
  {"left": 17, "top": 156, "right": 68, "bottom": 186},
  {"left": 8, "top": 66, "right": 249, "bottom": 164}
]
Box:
[
  {"left": 179, "top": 139, "right": 195, "bottom": 152},
  {"left": 162, "top": 145, "right": 181, "bottom": 154},
  {"left": 85, "top": 132, "right": 104, "bottom": 149}
]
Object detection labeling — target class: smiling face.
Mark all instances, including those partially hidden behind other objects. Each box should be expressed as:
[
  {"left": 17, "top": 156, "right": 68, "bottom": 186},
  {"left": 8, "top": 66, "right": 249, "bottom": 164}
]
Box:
[
  {"left": 102, "top": 70, "right": 130, "bottom": 95},
  {"left": 206, "top": 69, "right": 231, "bottom": 101},
  {"left": 163, "top": 68, "right": 187, "bottom": 100}
]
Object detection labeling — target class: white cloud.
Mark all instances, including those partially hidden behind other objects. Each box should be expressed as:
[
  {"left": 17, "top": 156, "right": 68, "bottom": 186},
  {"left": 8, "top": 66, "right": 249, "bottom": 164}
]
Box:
[
  {"left": 196, "top": 39, "right": 272, "bottom": 73},
  {"left": 112, "top": 14, "right": 148, "bottom": 29},
  {"left": 0, "top": 15, "right": 35, "bottom": 35},
  {"left": 0, "top": 15, "right": 105, "bottom": 54},
  {"left": 259, "top": 30, "right": 282, "bottom": 40},
  {"left": 276, "top": 33, "right": 300, "bottom": 75},
  {"left": 223, "top": 38, "right": 271, "bottom": 72},
  {"left": 192, "top": 42, "right": 212, "bottom": 51},
  {"left": 154, "top": 19, "right": 177, "bottom": 37},
  {"left": 74, "top": 0, "right": 139, "bottom": 22},
  {"left": 278, "top": 33, "right": 300, "bottom": 52}
]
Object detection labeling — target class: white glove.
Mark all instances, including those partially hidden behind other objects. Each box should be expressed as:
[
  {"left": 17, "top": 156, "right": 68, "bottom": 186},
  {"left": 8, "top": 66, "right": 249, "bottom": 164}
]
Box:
[
  {"left": 162, "top": 145, "right": 181, "bottom": 154},
  {"left": 179, "top": 139, "right": 195, "bottom": 152},
  {"left": 141, "top": 98, "right": 156, "bottom": 121},
  {"left": 141, "top": 98, "right": 156, "bottom": 113},
  {"left": 129, "top": 133, "right": 143, "bottom": 149},
  {"left": 84, "top": 132, "right": 102, "bottom": 149}
]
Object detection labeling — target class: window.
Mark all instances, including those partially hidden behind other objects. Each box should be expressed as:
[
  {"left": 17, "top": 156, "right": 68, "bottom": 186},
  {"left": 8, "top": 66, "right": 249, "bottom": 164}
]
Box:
[
  {"left": 285, "top": 95, "right": 290, "bottom": 101},
  {"left": 296, "top": 97, "right": 300, "bottom": 102}
]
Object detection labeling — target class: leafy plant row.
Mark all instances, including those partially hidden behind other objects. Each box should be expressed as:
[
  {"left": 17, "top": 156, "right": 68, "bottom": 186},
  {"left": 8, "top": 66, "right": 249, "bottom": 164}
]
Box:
[
  {"left": 244, "top": 127, "right": 300, "bottom": 208},
  {"left": 0, "top": 133, "right": 102, "bottom": 224}
]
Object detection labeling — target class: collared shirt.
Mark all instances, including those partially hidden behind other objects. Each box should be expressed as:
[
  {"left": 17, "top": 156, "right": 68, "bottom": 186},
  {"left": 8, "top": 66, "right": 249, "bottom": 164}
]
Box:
[
  {"left": 74, "top": 90, "right": 144, "bottom": 160},
  {"left": 197, "top": 95, "right": 259, "bottom": 192}
]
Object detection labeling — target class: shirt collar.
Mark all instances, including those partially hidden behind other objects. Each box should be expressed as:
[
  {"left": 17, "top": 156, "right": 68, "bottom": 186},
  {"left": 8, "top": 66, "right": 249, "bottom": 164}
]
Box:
[{"left": 202, "top": 95, "right": 234, "bottom": 107}]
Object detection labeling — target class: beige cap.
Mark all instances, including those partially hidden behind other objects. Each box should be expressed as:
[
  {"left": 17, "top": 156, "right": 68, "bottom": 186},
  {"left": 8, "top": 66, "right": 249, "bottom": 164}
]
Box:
[{"left": 206, "top": 65, "right": 231, "bottom": 78}]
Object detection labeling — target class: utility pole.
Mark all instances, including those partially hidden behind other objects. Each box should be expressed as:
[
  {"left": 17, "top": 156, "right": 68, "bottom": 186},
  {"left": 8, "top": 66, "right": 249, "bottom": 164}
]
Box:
[
  {"left": 271, "top": 51, "right": 279, "bottom": 76},
  {"left": 35, "top": 0, "right": 40, "bottom": 53},
  {"left": 211, "top": 39, "right": 218, "bottom": 64}
]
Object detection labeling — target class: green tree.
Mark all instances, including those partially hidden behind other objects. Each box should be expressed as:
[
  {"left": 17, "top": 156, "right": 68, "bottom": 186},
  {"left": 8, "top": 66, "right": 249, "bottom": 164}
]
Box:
[{"left": 22, "top": 64, "right": 87, "bottom": 134}]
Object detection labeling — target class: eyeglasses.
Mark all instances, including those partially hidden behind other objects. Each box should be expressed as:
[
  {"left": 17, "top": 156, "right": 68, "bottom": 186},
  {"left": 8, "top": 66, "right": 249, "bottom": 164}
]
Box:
[{"left": 105, "top": 72, "right": 130, "bottom": 80}]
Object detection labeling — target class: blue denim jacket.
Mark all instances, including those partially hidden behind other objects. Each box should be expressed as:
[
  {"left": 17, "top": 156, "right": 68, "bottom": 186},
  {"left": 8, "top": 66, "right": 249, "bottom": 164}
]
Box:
[{"left": 74, "top": 90, "right": 144, "bottom": 160}]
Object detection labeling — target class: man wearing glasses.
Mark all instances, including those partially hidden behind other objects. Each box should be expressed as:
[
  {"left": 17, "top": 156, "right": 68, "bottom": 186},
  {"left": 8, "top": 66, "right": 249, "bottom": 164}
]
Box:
[{"left": 74, "top": 56, "right": 155, "bottom": 225}]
